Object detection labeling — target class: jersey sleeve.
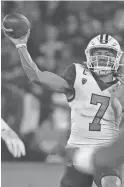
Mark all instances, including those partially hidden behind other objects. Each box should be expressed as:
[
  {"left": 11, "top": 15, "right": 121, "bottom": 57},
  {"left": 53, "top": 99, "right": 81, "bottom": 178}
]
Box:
[
  {"left": 63, "top": 63, "right": 76, "bottom": 87},
  {"left": 62, "top": 63, "right": 76, "bottom": 102}
]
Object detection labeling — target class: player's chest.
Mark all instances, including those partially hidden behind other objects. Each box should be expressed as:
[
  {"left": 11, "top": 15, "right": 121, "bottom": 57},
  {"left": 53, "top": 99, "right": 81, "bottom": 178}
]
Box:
[{"left": 74, "top": 71, "right": 112, "bottom": 99}]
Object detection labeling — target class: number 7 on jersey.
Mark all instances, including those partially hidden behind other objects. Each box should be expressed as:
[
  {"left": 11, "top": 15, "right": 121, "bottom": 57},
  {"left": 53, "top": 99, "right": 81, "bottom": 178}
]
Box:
[{"left": 89, "top": 94, "right": 110, "bottom": 131}]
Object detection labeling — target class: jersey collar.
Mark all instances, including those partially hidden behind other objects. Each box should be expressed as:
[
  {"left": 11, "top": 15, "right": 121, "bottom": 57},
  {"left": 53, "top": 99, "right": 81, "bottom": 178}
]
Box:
[{"left": 91, "top": 71, "right": 119, "bottom": 91}]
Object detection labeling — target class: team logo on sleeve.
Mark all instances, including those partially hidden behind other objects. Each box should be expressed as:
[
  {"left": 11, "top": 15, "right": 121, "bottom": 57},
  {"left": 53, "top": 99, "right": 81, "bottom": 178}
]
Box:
[{"left": 82, "top": 78, "right": 87, "bottom": 84}]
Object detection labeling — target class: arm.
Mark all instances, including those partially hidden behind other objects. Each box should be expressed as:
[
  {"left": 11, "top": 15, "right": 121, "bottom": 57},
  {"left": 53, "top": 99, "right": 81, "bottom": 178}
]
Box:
[
  {"left": 5, "top": 32, "right": 71, "bottom": 94},
  {"left": 115, "top": 83, "right": 124, "bottom": 128},
  {"left": 1, "top": 118, "right": 25, "bottom": 158},
  {"left": 17, "top": 46, "right": 70, "bottom": 93}
]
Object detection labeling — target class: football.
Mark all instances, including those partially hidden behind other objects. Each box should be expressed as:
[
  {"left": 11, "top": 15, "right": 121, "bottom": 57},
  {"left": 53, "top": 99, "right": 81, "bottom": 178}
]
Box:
[{"left": 2, "top": 13, "right": 30, "bottom": 39}]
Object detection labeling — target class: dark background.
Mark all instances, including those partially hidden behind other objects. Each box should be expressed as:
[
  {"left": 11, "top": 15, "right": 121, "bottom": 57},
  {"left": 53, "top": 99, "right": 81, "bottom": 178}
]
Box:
[
  {"left": 1, "top": 1, "right": 124, "bottom": 187},
  {"left": 1, "top": 0, "right": 124, "bottom": 163}
]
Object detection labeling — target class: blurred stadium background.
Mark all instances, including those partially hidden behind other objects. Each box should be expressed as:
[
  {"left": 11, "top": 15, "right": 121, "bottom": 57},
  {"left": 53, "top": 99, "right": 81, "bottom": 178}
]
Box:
[{"left": 1, "top": 1, "right": 124, "bottom": 187}]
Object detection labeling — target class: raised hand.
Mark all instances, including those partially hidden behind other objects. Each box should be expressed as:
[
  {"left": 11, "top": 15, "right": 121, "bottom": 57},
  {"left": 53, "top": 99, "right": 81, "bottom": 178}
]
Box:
[{"left": 4, "top": 29, "right": 30, "bottom": 46}]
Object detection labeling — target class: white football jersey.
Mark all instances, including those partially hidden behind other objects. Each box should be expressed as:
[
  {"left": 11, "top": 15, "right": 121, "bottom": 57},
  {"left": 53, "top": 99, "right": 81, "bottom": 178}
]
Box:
[{"left": 67, "top": 63, "right": 122, "bottom": 147}]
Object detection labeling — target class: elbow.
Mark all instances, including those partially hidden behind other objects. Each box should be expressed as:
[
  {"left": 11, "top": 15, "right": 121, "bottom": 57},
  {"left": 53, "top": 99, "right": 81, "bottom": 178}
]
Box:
[{"left": 25, "top": 73, "right": 40, "bottom": 84}]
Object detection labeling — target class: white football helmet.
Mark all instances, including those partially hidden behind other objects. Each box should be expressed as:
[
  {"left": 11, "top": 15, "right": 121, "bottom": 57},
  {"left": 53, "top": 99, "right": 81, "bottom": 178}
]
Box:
[{"left": 85, "top": 34, "right": 123, "bottom": 74}]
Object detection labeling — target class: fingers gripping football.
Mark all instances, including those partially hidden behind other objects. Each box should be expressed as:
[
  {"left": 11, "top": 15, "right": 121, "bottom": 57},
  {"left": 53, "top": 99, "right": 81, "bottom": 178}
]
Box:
[{"left": 5, "top": 30, "right": 30, "bottom": 46}]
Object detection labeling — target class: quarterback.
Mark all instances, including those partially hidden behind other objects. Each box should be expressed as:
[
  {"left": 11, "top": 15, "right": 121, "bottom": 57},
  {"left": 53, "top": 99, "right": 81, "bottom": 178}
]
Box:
[
  {"left": 5, "top": 31, "right": 124, "bottom": 187},
  {"left": 1, "top": 118, "right": 26, "bottom": 157}
]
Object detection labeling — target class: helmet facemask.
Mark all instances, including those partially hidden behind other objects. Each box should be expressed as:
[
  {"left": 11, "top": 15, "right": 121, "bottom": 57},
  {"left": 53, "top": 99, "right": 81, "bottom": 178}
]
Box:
[
  {"left": 85, "top": 47, "right": 122, "bottom": 75},
  {"left": 85, "top": 34, "right": 123, "bottom": 75}
]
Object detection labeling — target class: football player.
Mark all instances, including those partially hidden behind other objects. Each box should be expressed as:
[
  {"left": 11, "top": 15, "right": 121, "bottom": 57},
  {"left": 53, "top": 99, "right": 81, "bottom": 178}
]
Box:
[
  {"left": 5, "top": 32, "right": 124, "bottom": 187},
  {"left": 1, "top": 118, "right": 26, "bottom": 158}
]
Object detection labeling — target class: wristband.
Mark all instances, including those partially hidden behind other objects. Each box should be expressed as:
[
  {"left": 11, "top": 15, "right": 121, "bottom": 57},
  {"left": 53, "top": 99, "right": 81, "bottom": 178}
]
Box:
[{"left": 16, "top": 44, "right": 27, "bottom": 49}]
